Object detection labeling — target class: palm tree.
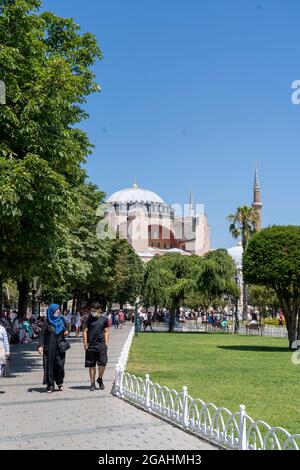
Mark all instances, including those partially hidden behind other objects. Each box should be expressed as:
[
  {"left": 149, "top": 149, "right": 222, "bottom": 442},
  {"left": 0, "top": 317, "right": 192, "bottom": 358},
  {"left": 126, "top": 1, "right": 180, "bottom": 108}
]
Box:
[{"left": 227, "top": 206, "right": 258, "bottom": 320}]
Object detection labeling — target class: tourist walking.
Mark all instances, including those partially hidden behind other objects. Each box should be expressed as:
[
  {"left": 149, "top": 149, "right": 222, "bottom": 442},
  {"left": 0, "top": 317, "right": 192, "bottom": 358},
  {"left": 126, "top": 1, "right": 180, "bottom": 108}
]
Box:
[
  {"left": 279, "top": 312, "right": 284, "bottom": 328},
  {"left": 119, "top": 310, "right": 125, "bottom": 329},
  {"left": 144, "top": 310, "right": 153, "bottom": 331},
  {"left": 107, "top": 312, "right": 113, "bottom": 328},
  {"left": 0, "top": 324, "right": 10, "bottom": 377},
  {"left": 75, "top": 312, "right": 81, "bottom": 337},
  {"left": 38, "top": 304, "right": 70, "bottom": 393},
  {"left": 64, "top": 311, "right": 72, "bottom": 333},
  {"left": 83, "top": 307, "right": 109, "bottom": 391},
  {"left": 114, "top": 311, "right": 120, "bottom": 330}
]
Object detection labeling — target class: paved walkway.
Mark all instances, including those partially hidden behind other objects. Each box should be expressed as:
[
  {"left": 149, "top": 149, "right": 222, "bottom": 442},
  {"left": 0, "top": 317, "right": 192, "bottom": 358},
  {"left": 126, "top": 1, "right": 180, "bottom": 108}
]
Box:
[{"left": 0, "top": 324, "right": 216, "bottom": 450}]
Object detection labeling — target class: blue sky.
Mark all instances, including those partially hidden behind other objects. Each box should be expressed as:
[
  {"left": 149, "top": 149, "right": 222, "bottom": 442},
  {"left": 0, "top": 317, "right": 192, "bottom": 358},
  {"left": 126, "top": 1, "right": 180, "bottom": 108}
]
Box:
[{"left": 43, "top": 0, "right": 300, "bottom": 248}]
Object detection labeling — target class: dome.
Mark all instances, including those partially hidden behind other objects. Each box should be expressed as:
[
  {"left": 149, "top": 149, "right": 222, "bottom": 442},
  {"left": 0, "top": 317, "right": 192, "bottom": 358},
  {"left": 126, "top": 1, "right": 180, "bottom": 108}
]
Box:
[
  {"left": 228, "top": 243, "right": 243, "bottom": 267},
  {"left": 107, "top": 186, "right": 165, "bottom": 204}
]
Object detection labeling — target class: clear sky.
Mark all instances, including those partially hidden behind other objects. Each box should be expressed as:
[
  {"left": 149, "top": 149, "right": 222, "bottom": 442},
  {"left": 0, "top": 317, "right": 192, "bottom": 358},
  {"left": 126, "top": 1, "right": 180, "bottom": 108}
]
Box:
[{"left": 43, "top": 0, "right": 300, "bottom": 248}]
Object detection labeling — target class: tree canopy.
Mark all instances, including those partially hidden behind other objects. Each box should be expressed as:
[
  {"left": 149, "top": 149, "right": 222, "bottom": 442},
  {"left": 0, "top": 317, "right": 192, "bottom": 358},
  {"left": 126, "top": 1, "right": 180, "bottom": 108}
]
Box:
[
  {"left": 143, "top": 250, "right": 238, "bottom": 332},
  {"left": 244, "top": 226, "right": 300, "bottom": 348},
  {"left": 0, "top": 1, "right": 145, "bottom": 316}
]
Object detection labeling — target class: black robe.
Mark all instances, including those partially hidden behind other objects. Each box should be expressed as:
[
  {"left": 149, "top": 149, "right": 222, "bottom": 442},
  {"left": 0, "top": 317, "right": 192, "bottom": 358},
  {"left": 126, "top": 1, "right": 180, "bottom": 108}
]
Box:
[{"left": 38, "top": 319, "right": 66, "bottom": 388}]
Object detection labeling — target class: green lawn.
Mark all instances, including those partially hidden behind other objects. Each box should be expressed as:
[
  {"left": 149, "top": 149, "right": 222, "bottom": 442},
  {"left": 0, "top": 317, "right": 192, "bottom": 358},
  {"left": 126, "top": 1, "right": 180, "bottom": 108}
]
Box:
[{"left": 127, "top": 333, "right": 300, "bottom": 434}]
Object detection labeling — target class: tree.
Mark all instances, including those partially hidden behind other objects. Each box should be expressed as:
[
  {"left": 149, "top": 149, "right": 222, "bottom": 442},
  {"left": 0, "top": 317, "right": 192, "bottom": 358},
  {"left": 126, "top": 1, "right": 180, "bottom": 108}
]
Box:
[
  {"left": 0, "top": 0, "right": 101, "bottom": 316},
  {"left": 41, "top": 182, "right": 107, "bottom": 310},
  {"left": 244, "top": 226, "right": 300, "bottom": 349},
  {"left": 228, "top": 206, "right": 258, "bottom": 319},
  {"left": 106, "top": 238, "right": 144, "bottom": 309},
  {"left": 143, "top": 259, "right": 173, "bottom": 318},
  {"left": 142, "top": 250, "right": 238, "bottom": 332},
  {"left": 0, "top": 155, "right": 74, "bottom": 317},
  {"left": 199, "top": 250, "right": 239, "bottom": 303},
  {"left": 248, "top": 285, "right": 279, "bottom": 318}
]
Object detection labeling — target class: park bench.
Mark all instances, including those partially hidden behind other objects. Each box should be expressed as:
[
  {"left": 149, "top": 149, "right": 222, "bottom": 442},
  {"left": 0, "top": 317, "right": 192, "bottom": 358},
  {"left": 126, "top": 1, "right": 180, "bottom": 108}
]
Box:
[
  {"left": 246, "top": 324, "right": 264, "bottom": 334},
  {"left": 212, "top": 321, "right": 229, "bottom": 333}
]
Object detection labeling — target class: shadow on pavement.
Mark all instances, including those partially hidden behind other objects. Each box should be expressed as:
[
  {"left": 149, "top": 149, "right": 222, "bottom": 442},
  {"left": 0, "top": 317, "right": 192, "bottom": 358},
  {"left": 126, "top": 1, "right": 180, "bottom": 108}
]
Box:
[
  {"left": 27, "top": 387, "right": 47, "bottom": 394},
  {"left": 218, "top": 345, "right": 289, "bottom": 353},
  {"left": 10, "top": 341, "right": 42, "bottom": 375},
  {"left": 68, "top": 386, "right": 90, "bottom": 390}
]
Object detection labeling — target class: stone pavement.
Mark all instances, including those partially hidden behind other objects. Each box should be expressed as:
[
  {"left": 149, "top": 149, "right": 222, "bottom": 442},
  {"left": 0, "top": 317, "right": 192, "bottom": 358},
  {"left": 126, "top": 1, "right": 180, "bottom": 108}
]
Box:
[{"left": 0, "top": 324, "right": 216, "bottom": 450}]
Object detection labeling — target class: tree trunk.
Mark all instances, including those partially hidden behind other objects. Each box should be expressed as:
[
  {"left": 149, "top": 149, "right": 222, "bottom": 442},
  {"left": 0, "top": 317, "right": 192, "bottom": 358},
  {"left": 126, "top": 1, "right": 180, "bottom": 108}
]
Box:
[
  {"left": 242, "top": 282, "right": 248, "bottom": 321},
  {"left": 297, "top": 310, "right": 300, "bottom": 342},
  {"left": 280, "top": 294, "right": 298, "bottom": 350},
  {"left": 71, "top": 289, "right": 77, "bottom": 315},
  {"left": 62, "top": 301, "right": 68, "bottom": 313},
  {"left": 168, "top": 307, "right": 176, "bottom": 333},
  {"left": 286, "top": 314, "right": 296, "bottom": 350},
  {"left": 0, "top": 276, "right": 2, "bottom": 314},
  {"left": 153, "top": 305, "right": 158, "bottom": 322},
  {"left": 32, "top": 278, "right": 39, "bottom": 317},
  {"left": 242, "top": 236, "right": 248, "bottom": 321},
  {"left": 17, "top": 278, "right": 30, "bottom": 320}
]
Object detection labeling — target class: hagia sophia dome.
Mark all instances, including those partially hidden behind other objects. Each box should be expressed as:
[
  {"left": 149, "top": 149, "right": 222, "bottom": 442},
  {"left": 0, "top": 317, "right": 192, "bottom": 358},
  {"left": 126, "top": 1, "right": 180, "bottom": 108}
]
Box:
[
  {"left": 227, "top": 242, "right": 243, "bottom": 268},
  {"left": 107, "top": 186, "right": 165, "bottom": 205}
]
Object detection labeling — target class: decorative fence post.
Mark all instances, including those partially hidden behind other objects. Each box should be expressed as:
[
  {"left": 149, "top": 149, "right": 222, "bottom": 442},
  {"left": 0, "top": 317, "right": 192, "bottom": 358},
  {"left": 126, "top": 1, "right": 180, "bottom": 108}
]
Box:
[
  {"left": 118, "top": 367, "right": 124, "bottom": 398},
  {"left": 239, "top": 405, "right": 248, "bottom": 450},
  {"left": 145, "top": 374, "right": 151, "bottom": 411},
  {"left": 182, "top": 386, "right": 189, "bottom": 429}
]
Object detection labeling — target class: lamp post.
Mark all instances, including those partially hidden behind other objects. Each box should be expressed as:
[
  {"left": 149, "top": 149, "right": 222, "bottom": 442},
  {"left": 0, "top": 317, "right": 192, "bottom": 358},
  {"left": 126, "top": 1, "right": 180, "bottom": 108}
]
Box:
[
  {"left": 234, "top": 272, "right": 240, "bottom": 334},
  {"left": 134, "top": 298, "right": 140, "bottom": 337}
]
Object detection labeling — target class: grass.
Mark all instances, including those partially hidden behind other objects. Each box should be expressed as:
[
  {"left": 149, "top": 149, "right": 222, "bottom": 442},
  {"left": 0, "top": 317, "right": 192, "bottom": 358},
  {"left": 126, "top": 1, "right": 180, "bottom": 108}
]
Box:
[{"left": 127, "top": 332, "right": 300, "bottom": 434}]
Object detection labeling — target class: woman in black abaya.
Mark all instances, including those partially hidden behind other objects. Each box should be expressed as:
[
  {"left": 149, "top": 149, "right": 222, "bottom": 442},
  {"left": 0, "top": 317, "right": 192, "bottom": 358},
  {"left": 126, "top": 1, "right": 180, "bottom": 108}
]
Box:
[{"left": 38, "top": 304, "right": 69, "bottom": 393}]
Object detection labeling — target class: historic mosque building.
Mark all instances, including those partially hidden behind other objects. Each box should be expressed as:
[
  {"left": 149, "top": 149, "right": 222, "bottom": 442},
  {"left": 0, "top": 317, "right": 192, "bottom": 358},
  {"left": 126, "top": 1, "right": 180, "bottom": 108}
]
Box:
[
  {"left": 105, "top": 180, "right": 210, "bottom": 261},
  {"left": 105, "top": 165, "right": 262, "bottom": 271}
]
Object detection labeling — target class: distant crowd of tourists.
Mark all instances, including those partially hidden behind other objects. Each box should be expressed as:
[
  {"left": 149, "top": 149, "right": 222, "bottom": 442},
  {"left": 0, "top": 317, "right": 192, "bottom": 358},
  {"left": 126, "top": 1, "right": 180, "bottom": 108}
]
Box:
[
  {"left": 0, "top": 311, "right": 43, "bottom": 344},
  {"left": 61, "top": 309, "right": 127, "bottom": 335},
  {"left": 134, "top": 307, "right": 286, "bottom": 330}
]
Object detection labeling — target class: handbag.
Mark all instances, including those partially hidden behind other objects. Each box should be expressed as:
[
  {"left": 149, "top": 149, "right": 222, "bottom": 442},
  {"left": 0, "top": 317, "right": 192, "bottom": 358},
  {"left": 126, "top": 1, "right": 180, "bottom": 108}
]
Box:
[{"left": 58, "top": 339, "right": 71, "bottom": 354}]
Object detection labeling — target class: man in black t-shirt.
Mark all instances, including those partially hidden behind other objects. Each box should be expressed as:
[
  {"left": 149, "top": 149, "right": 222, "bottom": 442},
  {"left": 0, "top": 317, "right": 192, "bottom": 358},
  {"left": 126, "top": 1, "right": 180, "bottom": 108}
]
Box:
[{"left": 83, "top": 308, "right": 109, "bottom": 391}]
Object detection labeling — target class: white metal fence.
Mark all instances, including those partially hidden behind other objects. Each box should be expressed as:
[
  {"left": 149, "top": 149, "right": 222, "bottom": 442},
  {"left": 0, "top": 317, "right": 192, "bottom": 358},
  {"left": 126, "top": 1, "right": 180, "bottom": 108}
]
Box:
[
  {"left": 147, "top": 322, "right": 288, "bottom": 338},
  {"left": 113, "top": 326, "right": 300, "bottom": 451}
]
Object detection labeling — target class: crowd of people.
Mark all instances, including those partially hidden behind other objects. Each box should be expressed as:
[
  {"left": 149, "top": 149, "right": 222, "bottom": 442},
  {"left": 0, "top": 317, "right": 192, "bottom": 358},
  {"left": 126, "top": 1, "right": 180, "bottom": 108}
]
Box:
[
  {"left": 0, "top": 305, "right": 127, "bottom": 390},
  {"left": 0, "top": 306, "right": 129, "bottom": 348},
  {"left": 60, "top": 309, "right": 127, "bottom": 335},
  {"left": 0, "top": 311, "right": 44, "bottom": 345},
  {"left": 133, "top": 307, "right": 286, "bottom": 331}
]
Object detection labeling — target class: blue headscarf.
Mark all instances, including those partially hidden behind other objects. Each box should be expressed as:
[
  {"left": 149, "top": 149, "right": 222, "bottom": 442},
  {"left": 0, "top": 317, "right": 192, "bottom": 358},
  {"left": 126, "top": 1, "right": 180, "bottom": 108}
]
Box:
[{"left": 47, "top": 304, "right": 65, "bottom": 335}]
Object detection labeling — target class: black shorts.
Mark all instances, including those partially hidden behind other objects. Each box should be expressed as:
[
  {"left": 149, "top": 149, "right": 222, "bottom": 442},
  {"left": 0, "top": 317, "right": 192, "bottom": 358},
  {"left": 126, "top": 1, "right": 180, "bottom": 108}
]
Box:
[{"left": 85, "top": 344, "right": 108, "bottom": 368}]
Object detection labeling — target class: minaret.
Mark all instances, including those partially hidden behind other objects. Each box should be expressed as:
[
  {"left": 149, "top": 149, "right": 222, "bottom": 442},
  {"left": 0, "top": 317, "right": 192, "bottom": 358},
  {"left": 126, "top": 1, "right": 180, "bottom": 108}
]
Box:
[
  {"left": 189, "top": 187, "right": 195, "bottom": 217},
  {"left": 133, "top": 177, "right": 138, "bottom": 189},
  {"left": 252, "top": 162, "right": 263, "bottom": 231}
]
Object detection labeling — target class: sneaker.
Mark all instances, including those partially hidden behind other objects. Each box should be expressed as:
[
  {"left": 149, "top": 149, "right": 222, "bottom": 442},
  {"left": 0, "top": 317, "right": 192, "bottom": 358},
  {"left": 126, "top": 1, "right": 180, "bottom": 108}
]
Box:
[
  {"left": 90, "top": 383, "right": 96, "bottom": 391},
  {"left": 97, "top": 377, "right": 105, "bottom": 390}
]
